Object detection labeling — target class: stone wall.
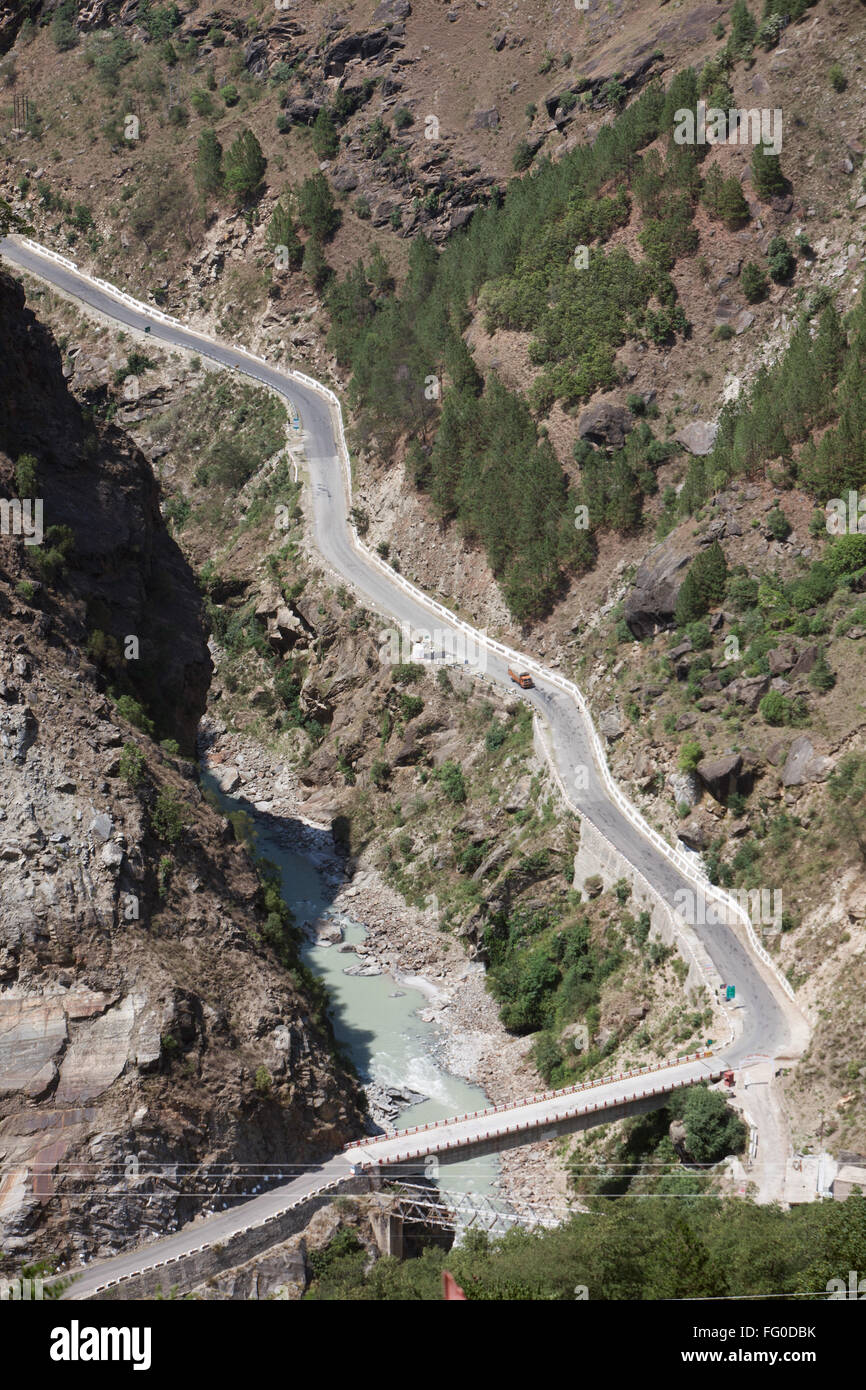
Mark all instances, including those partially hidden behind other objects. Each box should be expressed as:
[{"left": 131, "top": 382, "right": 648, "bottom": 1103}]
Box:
[{"left": 91, "top": 1177, "right": 373, "bottom": 1301}]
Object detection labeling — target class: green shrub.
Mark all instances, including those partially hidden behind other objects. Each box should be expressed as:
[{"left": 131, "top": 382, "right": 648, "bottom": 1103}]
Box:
[
  {"left": 765, "top": 505, "right": 791, "bottom": 541},
  {"left": 678, "top": 741, "right": 703, "bottom": 773},
  {"left": 741, "top": 261, "right": 768, "bottom": 303},
  {"left": 826, "top": 535, "right": 866, "bottom": 576},
  {"left": 828, "top": 63, "right": 847, "bottom": 93},
  {"left": 767, "top": 236, "right": 795, "bottom": 283},
  {"left": 25, "top": 524, "right": 75, "bottom": 584},
  {"left": 759, "top": 689, "right": 789, "bottom": 725},
  {"left": 113, "top": 694, "right": 155, "bottom": 737},
  {"left": 391, "top": 662, "right": 423, "bottom": 685},
  {"left": 727, "top": 574, "right": 759, "bottom": 609},
  {"left": 398, "top": 694, "right": 424, "bottom": 721},
  {"left": 119, "top": 743, "right": 147, "bottom": 787},
  {"left": 486, "top": 723, "right": 507, "bottom": 752},
  {"left": 436, "top": 761, "right": 467, "bottom": 803},
  {"left": 150, "top": 787, "right": 188, "bottom": 844},
  {"left": 14, "top": 453, "right": 38, "bottom": 497}
]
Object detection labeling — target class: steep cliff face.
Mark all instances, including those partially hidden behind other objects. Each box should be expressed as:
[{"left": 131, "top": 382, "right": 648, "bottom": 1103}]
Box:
[
  {"left": 0, "top": 270, "right": 363, "bottom": 1266},
  {"left": 0, "top": 270, "right": 210, "bottom": 752}
]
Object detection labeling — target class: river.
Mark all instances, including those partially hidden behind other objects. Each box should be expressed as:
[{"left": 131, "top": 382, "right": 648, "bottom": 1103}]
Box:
[{"left": 202, "top": 771, "right": 500, "bottom": 1200}]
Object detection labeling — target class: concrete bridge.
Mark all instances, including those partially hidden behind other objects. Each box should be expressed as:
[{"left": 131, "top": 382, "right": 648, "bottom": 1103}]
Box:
[
  {"left": 56, "top": 1051, "right": 724, "bottom": 1298},
  {"left": 347, "top": 1051, "right": 724, "bottom": 1170}
]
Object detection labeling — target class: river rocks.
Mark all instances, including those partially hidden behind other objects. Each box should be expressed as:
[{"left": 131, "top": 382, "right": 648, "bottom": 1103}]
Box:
[
  {"left": 212, "top": 765, "right": 241, "bottom": 795},
  {"left": 315, "top": 920, "right": 344, "bottom": 946},
  {"left": 363, "top": 1082, "right": 428, "bottom": 1128}
]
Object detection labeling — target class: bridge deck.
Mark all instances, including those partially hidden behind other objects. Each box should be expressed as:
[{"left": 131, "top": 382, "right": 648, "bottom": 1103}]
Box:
[{"left": 349, "top": 1055, "right": 723, "bottom": 1166}]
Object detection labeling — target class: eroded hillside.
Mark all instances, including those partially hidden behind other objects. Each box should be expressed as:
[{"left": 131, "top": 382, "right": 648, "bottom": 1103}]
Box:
[{"left": 0, "top": 268, "right": 363, "bottom": 1268}]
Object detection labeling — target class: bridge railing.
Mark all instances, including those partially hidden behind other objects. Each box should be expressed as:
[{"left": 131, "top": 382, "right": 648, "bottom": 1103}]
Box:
[
  {"left": 363, "top": 1071, "right": 723, "bottom": 1167},
  {"left": 345, "top": 1051, "right": 717, "bottom": 1150}
]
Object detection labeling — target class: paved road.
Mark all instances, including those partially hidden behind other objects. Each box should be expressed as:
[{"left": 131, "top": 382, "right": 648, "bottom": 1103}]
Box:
[
  {"left": 60, "top": 1155, "right": 357, "bottom": 1300},
  {"left": 0, "top": 236, "right": 795, "bottom": 1296},
  {"left": 59, "top": 1055, "right": 720, "bottom": 1298}
]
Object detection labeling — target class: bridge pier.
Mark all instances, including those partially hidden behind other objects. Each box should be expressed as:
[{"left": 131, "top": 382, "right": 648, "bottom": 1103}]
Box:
[{"left": 368, "top": 1197, "right": 404, "bottom": 1259}]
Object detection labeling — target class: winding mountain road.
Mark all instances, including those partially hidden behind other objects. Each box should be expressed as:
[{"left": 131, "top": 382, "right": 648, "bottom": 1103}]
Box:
[{"left": 0, "top": 236, "right": 805, "bottom": 1298}]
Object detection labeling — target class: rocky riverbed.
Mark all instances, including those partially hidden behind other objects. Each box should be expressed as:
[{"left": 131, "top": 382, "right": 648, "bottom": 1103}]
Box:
[{"left": 199, "top": 715, "right": 570, "bottom": 1214}]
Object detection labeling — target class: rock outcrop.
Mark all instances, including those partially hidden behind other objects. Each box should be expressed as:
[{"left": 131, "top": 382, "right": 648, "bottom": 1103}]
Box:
[
  {"left": 624, "top": 535, "right": 695, "bottom": 637},
  {"left": 577, "top": 399, "right": 634, "bottom": 448},
  {"left": 0, "top": 273, "right": 363, "bottom": 1266}
]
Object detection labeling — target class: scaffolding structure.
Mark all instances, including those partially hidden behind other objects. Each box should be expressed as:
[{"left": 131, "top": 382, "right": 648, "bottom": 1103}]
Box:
[
  {"left": 390, "top": 1183, "right": 574, "bottom": 1238},
  {"left": 12, "top": 94, "right": 32, "bottom": 135}
]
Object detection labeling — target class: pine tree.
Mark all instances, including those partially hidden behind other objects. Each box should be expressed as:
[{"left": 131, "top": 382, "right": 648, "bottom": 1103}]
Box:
[
  {"left": 266, "top": 199, "right": 303, "bottom": 268},
  {"left": 751, "top": 141, "right": 786, "bottom": 198},
  {"left": 718, "top": 176, "right": 750, "bottom": 229},
  {"left": 296, "top": 172, "right": 340, "bottom": 241},
  {"left": 728, "top": 0, "right": 758, "bottom": 56},
  {"left": 194, "top": 129, "right": 223, "bottom": 196},
  {"left": 302, "top": 237, "right": 331, "bottom": 292},
  {"left": 223, "top": 128, "right": 267, "bottom": 205},
  {"left": 312, "top": 105, "right": 339, "bottom": 160},
  {"left": 675, "top": 542, "right": 727, "bottom": 625},
  {"left": 741, "top": 260, "right": 768, "bottom": 302},
  {"left": 809, "top": 647, "right": 836, "bottom": 693},
  {"left": 696, "top": 540, "right": 727, "bottom": 605},
  {"left": 607, "top": 455, "right": 643, "bottom": 533}
]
